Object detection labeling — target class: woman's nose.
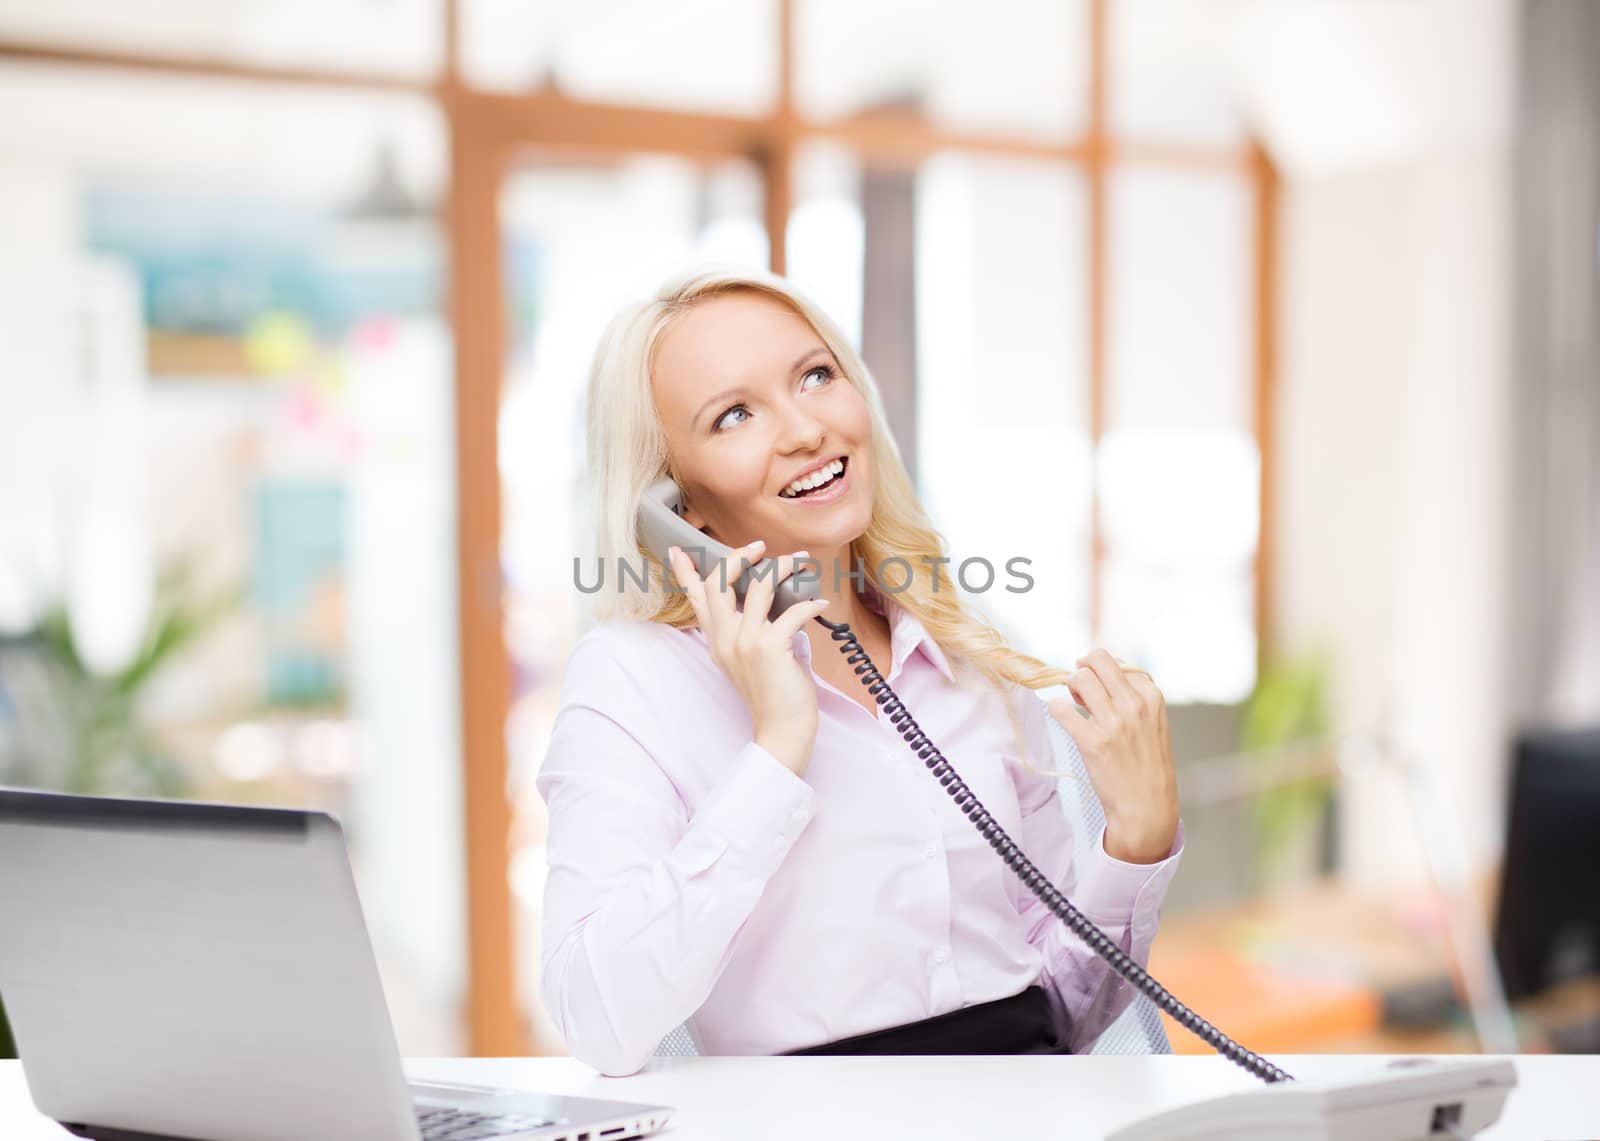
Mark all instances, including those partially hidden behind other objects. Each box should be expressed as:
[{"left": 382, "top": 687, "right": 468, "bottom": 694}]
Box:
[{"left": 776, "top": 404, "right": 827, "bottom": 450}]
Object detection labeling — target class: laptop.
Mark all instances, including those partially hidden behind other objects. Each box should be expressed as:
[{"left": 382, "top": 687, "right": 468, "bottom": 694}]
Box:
[{"left": 0, "top": 787, "right": 675, "bottom": 1141}]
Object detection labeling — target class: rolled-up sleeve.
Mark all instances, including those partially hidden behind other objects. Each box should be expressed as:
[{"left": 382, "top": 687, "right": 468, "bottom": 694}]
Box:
[
  {"left": 535, "top": 633, "right": 815, "bottom": 1076},
  {"left": 1007, "top": 694, "right": 1184, "bottom": 1054}
]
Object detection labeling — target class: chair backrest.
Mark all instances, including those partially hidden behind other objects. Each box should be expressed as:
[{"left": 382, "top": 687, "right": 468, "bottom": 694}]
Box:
[
  {"left": 1041, "top": 703, "right": 1174, "bottom": 1056},
  {"left": 652, "top": 700, "right": 1173, "bottom": 1057},
  {"left": 653, "top": 1022, "right": 700, "bottom": 1056}
]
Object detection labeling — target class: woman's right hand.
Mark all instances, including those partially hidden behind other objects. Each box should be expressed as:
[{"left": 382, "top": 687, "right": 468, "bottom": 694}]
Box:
[{"left": 667, "top": 540, "right": 831, "bottom": 777}]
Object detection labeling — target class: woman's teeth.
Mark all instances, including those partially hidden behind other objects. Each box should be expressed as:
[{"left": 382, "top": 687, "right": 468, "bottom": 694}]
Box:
[{"left": 780, "top": 458, "right": 846, "bottom": 499}]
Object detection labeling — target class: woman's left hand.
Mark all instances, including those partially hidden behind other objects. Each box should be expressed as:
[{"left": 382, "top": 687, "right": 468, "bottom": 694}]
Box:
[{"left": 1045, "top": 649, "right": 1179, "bottom": 865}]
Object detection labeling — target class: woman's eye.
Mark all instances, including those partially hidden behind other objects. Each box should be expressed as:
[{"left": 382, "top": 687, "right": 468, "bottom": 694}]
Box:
[
  {"left": 714, "top": 405, "right": 750, "bottom": 431},
  {"left": 712, "top": 367, "right": 833, "bottom": 432}
]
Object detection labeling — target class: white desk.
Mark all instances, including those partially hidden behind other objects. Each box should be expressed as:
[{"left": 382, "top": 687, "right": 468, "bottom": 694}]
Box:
[{"left": 1, "top": 1055, "right": 1594, "bottom": 1139}]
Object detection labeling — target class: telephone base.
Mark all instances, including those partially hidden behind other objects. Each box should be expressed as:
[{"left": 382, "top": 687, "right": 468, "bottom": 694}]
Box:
[{"left": 1104, "top": 1058, "right": 1517, "bottom": 1141}]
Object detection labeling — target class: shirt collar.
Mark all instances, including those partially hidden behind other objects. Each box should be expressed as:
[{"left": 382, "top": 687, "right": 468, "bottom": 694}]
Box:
[{"left": 855, "top": 580, "right": 958, "bottom": 685}]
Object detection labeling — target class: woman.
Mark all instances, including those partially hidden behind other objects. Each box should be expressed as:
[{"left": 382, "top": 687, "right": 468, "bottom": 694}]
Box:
[{"left": 538, "top": 267, "right": 1184, "bottom": 1077}]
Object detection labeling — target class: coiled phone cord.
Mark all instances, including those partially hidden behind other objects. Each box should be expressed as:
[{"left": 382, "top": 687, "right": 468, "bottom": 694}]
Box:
[{"left": 813, "top": 613, "right": 1295, "bottom": 1086}]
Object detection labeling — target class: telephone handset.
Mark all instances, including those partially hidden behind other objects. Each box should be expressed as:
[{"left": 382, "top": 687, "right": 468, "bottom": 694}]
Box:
[
  {"left": 632, "top": 479, "right": 1520, "bottom": 1136},
  {"left": 638, "top": 479, "right": 821, "bottom": 619}
]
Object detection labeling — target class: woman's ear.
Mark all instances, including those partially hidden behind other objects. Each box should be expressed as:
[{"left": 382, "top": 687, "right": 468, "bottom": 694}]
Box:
[{"left": 662, "top": 465, "right": 703, "bottom": 529}]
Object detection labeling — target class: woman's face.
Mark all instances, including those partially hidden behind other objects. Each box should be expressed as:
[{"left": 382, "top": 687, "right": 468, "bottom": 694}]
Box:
[{"left": 650, "top": 289, "right": 874, "bottom": 556}]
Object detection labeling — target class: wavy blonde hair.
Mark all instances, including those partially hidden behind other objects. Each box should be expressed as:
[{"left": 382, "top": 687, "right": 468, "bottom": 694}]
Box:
[{"left": 582, "top": 266, "right": 1080, "bottom": 777}]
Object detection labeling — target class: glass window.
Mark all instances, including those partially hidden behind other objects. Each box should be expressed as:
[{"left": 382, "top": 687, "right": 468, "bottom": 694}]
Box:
[
  {"left": 797, "top": 0, "right": 1090, "bottom": 145},
  {"left": 787, "top": 141, "right": 865, "bottom": 349},
  {"left": 1108, "top": 167, "right": 1252, "bottom": 432},
  {"left": 462, "top": 0, "right": 779, "bottom": 114},
  {"left": 1101, "top": 166, "right": 1257, "bottom": 702},
  {"left": 1099, "top": 432, "right": 1259, "bottom": 703},
  {"left": 915, "top": 152, "right": 1092, "bottom": 674}
]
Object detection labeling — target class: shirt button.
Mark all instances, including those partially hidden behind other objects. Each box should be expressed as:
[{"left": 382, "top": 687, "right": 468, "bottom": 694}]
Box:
[
  {"left": 923, "top": 844, "right": 937, "bottom": 860},
  {"left": 933, "top": 947, "right": 951, "bottom": 966}
]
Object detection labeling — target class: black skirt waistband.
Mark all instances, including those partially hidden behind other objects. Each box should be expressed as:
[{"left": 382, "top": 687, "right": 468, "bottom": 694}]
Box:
[{"left": 782, "top": 985, "right": 1068, "bottom": 1056}]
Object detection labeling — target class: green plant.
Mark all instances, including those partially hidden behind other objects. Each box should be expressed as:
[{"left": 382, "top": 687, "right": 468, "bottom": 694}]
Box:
[
  {"left": 1241, "top": 645, "right": 1336, "bottom": 886},
  {"left": 2, "top": 559, "right": 242, "bottom": 797},
  {"left": 0, "top": 561, "right": 241, "bottom": 1062}
]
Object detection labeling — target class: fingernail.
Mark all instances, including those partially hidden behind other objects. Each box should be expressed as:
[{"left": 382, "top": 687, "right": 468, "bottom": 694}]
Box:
[{"left": 749, "top": 539, "right": 765, "bottom": 550}]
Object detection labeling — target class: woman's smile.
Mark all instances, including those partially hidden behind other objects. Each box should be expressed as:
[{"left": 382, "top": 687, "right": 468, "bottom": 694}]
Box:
[{"left": 777, "top": 456, "right": 850, "bottom": 503}]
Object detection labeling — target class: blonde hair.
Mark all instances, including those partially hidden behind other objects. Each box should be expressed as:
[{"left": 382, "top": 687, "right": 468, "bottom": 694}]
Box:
[{"left": 582, "top": 266, "right": 1080, "bottom": 778}]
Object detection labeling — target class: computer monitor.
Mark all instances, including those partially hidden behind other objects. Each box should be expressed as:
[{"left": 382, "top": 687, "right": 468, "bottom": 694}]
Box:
[{"left": 1492, "top": 726, "right": 1600, "bottom": 1001}]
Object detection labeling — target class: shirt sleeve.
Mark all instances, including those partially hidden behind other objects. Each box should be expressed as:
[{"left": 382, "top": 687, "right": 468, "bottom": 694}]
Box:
[
  {"left": 535, "top": 631, "right": 816, "bottom": 1076},
  {"left": 1005, "top": 690, "right": 1185, "bottom": 1054}
]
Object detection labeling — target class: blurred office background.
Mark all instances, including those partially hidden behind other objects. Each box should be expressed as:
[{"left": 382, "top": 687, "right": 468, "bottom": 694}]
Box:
[{"left": 0, "top": 0, "right": 1596, "bottom": 1061}]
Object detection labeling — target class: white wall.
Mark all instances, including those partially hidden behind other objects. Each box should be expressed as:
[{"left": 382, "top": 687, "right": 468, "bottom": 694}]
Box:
[
  {"left": 1274, "top": 153, "right": 1514, "bottom": 887},
  {"left": 1247, "top": 0, "right": 1517, "bottom": 885}
]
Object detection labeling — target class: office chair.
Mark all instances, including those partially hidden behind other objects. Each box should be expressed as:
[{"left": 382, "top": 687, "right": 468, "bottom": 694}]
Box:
[{"left": 653, "top": 702, "right": 1174, "bottom": 1057}]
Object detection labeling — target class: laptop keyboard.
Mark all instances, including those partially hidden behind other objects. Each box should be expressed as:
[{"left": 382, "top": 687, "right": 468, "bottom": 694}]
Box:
[{"left": 415, "top": 1105, "right": 557, "bottom": 1140}]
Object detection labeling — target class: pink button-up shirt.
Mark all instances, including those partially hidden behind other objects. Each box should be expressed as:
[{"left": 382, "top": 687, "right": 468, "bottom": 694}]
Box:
[{"left": 536, "top": 585, "right": 1184, "bottom": 1076}]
